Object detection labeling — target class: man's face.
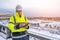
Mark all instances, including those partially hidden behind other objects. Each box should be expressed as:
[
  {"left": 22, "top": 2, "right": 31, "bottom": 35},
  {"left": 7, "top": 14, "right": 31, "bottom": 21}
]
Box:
[{"left": 16, "top": 9, "right": 22, "bottom": 16}]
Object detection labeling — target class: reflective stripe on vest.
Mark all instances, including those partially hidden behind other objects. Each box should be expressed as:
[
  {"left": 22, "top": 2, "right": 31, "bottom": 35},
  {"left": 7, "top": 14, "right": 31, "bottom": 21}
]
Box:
[
  {"left": 9, "top": 22, "right": 14, "bottom": 24},
  {"left": 12, "top": 34, "right": 28, "bottom": 38},
  {"left": 8, "top": 16, "right": 16, "bottom": 24},
  {"left": 13, "top": 16, "right": 26, "bottom": 24}
]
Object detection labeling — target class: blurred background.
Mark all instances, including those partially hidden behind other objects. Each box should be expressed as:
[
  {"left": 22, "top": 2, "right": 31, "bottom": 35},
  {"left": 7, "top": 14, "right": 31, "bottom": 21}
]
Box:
[
  {"left": 0, "top": 0, "right": 60, "bottom": 40},
  {"left": 0, "top": 0, "right": 60, "bottom": 17}
]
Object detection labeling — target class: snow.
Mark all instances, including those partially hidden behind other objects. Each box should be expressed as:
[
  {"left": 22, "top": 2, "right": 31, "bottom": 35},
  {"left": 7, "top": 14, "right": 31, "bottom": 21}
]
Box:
[
  {"left": 0, "top": 36, "right": 12, "bottom": 40},
  {"left": 27, "top": 28, "right": 60, "bottom": 40},
  {"left": 0, "top": 20, "right": 8, "bottom": 27},
  {"left": 0, "top": 20, "right": 60, "bottom": 40},
  {"left": 0, "top": 36, "right": 5, "bottom": 40},
  {"left": 0, "top": 32, "right": 12, "bottom": 40},
  {"left": 28, "top": 20, "right": 60, "bottom": 40}
]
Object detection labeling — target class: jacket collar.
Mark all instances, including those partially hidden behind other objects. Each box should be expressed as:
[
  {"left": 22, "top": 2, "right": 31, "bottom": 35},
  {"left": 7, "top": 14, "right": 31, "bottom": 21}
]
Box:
[{"left": 14, "top": 12, "right": 24, "bottom": 17}]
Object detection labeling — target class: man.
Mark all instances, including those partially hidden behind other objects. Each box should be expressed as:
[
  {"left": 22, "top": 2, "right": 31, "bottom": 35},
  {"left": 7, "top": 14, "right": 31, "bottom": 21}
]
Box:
[{"left": 8, "top": 5, "right": 29, "bottom": 40}]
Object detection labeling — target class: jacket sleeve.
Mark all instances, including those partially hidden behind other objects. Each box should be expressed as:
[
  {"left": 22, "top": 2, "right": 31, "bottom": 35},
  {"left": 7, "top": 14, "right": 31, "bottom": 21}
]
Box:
[
  {"left": 8, "top": 16, "right": 15, "bottom": 31},
  {"left": 25, "top": 17, "right": 29, "bottom": 29},
  {"left": 25, "top": 17, "right": 29, "bottom": 23},
  {"left": 8, "top": 16, "right": 23, "bottom": 32}
]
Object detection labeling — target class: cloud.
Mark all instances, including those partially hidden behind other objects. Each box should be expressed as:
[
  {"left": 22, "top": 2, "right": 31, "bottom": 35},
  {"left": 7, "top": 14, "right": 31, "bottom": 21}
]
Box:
[{"left": 0, "top": 0, "right": 60, "bottom": 17}]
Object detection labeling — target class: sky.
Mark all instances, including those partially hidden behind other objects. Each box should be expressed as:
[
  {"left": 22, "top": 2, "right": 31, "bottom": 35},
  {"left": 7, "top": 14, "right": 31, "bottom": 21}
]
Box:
[{"left": 0, "top": 0, "right": 60, "bottom": 17}]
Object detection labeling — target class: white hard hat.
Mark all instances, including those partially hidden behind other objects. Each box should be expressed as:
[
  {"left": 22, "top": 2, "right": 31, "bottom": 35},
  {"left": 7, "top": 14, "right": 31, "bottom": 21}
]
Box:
[{"left": 16, "top": 5, "right": 22, "bottom": 10}]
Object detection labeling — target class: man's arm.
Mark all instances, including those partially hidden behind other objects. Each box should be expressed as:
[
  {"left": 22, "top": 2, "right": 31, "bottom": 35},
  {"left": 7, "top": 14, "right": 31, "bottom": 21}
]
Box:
[
  {"left": 8, "top": 16, "right": 22, "bottom": 32},
  {"left": 8, "top": 16, "right": 15, "bottom": 31},
  {"left": 25, "top": 17, "right": 29, "bottom": 29}
]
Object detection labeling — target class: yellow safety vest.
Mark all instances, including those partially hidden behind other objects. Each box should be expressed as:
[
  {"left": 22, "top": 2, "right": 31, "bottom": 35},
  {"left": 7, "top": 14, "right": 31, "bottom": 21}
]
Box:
[{"left": 8, "top": 12, "right": 29, "bottom": 32}]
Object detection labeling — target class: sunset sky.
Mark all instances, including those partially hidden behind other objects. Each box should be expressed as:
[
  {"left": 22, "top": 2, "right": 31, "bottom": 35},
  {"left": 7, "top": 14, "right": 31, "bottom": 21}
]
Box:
[{"left": 0, "top": 0, "right": 60, "bottom": 17}]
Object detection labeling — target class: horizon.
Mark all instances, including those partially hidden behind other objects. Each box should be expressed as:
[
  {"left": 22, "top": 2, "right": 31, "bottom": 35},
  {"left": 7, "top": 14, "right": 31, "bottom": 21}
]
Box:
[{"left": 0, "top": 0, "right": 60, "bottom": 17}]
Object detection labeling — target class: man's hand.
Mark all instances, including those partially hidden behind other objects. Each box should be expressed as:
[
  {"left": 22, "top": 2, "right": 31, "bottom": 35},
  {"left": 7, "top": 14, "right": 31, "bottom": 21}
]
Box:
[
  {"left": 19, "top": 23, "right": 25, "bottom": 27},
  {"left": 25, "top": 26, "right": 29, "bottom": 29},
  {"left": 18, "top": 23, "right": 29, "bottom": 29}
]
